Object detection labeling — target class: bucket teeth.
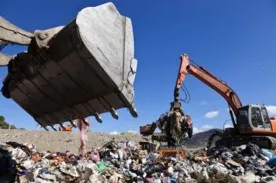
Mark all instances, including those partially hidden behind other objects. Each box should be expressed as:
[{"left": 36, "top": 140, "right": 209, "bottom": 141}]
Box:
[
  {"left": 69, "top": 120, "right": 77, "bottom": 128},
  {"left": 129, "top": 106, "right": 138, "bottom": 118},
  {"left": 59, "top": 123, "right": 66, "bottom": 130},
  {"left": 95, "top": 113, "right": 102, "bottom": 123},
  {"left": 50, "top": 125, "right": 57, "bottom": 131},
  {"left": 42, "top": 126, "right": 49, "bottom": 131},
  {"left": 36, "top": 121, "right": 49, "bottom": 131},
  {"left": 110, "top": 108, "right": 119, "bottom": 120}
]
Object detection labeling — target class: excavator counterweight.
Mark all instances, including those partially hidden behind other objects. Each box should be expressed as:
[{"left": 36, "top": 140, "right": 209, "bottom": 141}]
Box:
[{"left": 0, "top": 2, "right": 138, "bottom": 129}]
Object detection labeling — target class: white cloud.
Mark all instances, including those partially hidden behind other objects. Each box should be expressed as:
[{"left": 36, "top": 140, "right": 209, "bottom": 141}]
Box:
[
  {"left": 110, "top": 131, "right": 120, "bottom": 135},
  {"left": 204, "top": 110, "right": 219, "bottom": 119},
  {"left": 127, "top": 130, "right": 138, "bottom": 134},
  {"left": 193, "top": 127, "right": 201, "bottom": 134},
  {"left": 193, "top": 124, "right": 214, "bottom": 134},
  {"left": 266, "top": 105, "right": 276, "bottom": 116},
  {"left": 224, "top": 123, "right": 233, "bottom": 128}
]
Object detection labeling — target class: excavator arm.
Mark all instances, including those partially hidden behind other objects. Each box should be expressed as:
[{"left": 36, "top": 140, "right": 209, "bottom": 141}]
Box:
[
  {"left": 178, "top": 54, "right": 243, "bottom": 128},
  {"left": 0, "top": 16, "right": 34, "bottom": 66},
  {"left": 0, "top": 16, "right": 65, "bottom": 67},
  {"left": 0, "top": 16, "right": 33, "bottom": 45}
]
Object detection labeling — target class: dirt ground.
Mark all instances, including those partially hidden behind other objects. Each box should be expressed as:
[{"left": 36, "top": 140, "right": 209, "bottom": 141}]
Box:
[
  {"left": 0, "top": 129, "right": 144, "bottom": 153},
  {"left": 0, "top": 129, "right": 204, "bottom": 154}
]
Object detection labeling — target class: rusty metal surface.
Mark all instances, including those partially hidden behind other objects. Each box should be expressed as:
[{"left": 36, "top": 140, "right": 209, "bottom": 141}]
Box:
[
  {"left": 158, "top": 145, "right": 187, "bottom": 157},
  {"left": 1, "top": 2, "right": 138, "bottom": 128}
]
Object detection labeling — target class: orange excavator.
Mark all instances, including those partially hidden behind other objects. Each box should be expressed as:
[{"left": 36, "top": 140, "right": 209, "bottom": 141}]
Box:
[
  {"left": 59, "top": 125, "right": 74, "bottom": 131},
  {"left": 178, "top": 54, "right": 276, "bottom": 149}
]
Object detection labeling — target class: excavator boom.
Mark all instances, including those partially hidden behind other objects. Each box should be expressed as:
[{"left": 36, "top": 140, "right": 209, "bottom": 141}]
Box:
[
  {"left": 0, "top": 2, "right": 138, "bottom": 130},
  {"left": 0, "top": 16, "right": 34, "bottom": 66},
  {"left": 179, "top": 54, "right": 242, "bottom": 113},
  {"left": 178, "top": 54, "right": 242, "bottom": 127},
  {"left": 0, "top": 16, "right": 33, "bottom": 46}
]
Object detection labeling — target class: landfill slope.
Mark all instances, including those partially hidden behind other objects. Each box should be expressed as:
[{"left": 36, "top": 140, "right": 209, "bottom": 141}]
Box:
[
  {"left": 0, "top": 129, "right": 144, "bottom": 153},
  {"left": 1, "top": 137, "right": 276, "bottom": 182},
  {"left": 0, "top": 129, "right": 215, "bottom": 153},
  {"left": 1, "top": 130, "right": 276, "bottom": 182}
]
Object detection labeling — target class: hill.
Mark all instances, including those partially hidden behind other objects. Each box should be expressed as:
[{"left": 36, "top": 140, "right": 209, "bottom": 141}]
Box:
[{"left": 185, "top": 128, "right": 223, "bottom": 148}]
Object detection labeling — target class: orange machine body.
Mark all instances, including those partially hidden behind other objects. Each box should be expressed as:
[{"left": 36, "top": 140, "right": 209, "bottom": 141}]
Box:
[
  {"left": 178, "top": 54, "right": 276, "bottom": 148},
  {"left": 59, "top": 125, "right": 73, "bottom": 131},
  {"left": 240, "top": 118, "right": 276, "bottom": 136}
]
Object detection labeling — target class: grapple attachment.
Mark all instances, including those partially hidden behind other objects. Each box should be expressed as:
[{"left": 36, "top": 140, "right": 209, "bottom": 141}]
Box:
[
  {"left": 140, "top": 124, "right": 157, "bottom": 136},
  {"left": 1, "top": 2, "right": 138, "bottom": 129}
]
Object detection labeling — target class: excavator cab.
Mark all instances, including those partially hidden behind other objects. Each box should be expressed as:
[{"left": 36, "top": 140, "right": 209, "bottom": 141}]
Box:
[{"left": 237, "top": 105, "right": 272, "bottom": 132}]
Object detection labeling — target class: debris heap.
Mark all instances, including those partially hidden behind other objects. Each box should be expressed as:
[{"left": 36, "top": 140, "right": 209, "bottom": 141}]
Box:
[{"left": 1, "top": 141, "right": 276, "bottom": 183}]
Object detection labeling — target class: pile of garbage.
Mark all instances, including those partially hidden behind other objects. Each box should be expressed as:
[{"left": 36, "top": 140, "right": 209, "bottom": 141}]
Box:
[{"left": 1, "top": 140, "right": 276, "bottom": 183}]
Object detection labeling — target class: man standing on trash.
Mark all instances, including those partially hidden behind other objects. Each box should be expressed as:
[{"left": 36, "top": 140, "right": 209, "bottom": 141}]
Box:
[{"left": 74, "top": 117, "right": 91, "bottom": 156}]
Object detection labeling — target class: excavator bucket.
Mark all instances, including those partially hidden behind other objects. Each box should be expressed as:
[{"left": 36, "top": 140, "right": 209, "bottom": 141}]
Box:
[{"left": 1, "top": 2, "right": 138, "bottom": 129}]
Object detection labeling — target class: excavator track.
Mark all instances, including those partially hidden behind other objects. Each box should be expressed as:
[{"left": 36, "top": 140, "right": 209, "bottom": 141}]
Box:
[
  {"left": 207, "top": 131, "right": 276, "bottom": 150},
  {"left": 207, "top": 130, "right": 224, "bottom": 148}
]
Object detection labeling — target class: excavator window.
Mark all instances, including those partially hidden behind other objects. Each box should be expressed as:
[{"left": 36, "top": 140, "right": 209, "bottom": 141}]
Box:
[
  {"left": 261, "top": 107, "right": 271, "bottom": 130},
  {"left": 261, "top": 107, "right": 270, "bottom": 123},
  {"left": 250, "top": 107, "right": 264, "bottom": 128},
  {"left": 237, "top": 107, "right": 250, "bottom": 129}
]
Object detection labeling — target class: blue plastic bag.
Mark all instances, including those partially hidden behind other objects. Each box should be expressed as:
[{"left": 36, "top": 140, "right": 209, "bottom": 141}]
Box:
[
  {"left": 261, "top": 149, "right": 273, "bottom": 159},
  {"left": 170, "top": 177, "right": 177, "bottom": 183},
  {"left": 268, "top": 156, "right": 276, "bottom": 166}
]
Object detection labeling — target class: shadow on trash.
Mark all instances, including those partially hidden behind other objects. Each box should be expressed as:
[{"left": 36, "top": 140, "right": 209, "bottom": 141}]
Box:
[
  {"left": 0, "top": 147, "right": 17, "bottom": 183},
  {"left": 0, "top": 142, "right": 34, "bottom": 183}
]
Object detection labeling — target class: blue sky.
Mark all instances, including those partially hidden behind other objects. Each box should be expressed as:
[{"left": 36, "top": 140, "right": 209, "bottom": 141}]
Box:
[{"left": 1, "top": 0, "right": 276, "bottom": 134}]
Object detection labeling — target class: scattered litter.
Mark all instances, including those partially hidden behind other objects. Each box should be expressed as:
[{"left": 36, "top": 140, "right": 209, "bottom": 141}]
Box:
[
  {"left": 261, "top": 148, "right": 273, "bottom": 159},
  {"left": 1, "top": 140, "right": 276, "bottom": 182}
]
